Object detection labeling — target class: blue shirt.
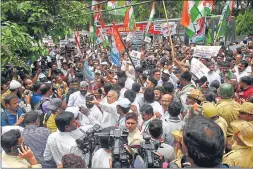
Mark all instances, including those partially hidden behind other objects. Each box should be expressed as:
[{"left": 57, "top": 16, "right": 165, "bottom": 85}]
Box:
[
  {"left": 31, "top": 93, "right": 42, "bottom": 108},
  {"left": 1, "top": 108, "right": 24, "bottom": 127}
]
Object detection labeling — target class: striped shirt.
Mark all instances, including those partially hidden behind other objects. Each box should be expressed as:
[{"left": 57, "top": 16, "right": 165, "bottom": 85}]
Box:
[{"left": 21, "top": 125, "right": 56, "bottom": 168}]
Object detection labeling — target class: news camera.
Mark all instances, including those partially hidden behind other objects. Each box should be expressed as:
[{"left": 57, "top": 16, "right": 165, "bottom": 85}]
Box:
[
  {"left": 94, "top": 127, "right": 132, "bottom": 168},
  {"left": 76, "top": 124, "right": 101, "bottom": 155},
  {"left": 137, "top": 133, "right": 164, "bottom": 168}
]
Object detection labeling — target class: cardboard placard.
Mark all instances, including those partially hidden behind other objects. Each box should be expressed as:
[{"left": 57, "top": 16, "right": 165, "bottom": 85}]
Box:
[
  {"left": 190, "top": 58, "right": 210, "bottom": 79},
  {"left": 144, "top": 36, "right": 152, "bottom": 43},
  {"left": 192, "top": 45, "right": 221, "bottom": 58},
  {"left": 130, "top": 50, "right": 141, "bottom": 66}
]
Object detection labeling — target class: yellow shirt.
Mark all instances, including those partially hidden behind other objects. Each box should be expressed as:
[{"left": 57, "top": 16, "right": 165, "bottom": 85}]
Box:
[
  {"left": 214, "top": 116, "right": 228, "bottom": 140},
  {"left": 128, "top": 128, "right": 141, "bottom": 146},
  {"left": 216, "top": 99, "right": 240, "bottom": 137},
  {"left": 2, "top": 152, "right": 42, "bottom": 168},
  {"left": 1, "top": 90, "right": 11, "bottom": 108},
  {"left": 223, "top": 145, "right": 253, "bottom": 168},
  {"left": 43, "top": 114, "right": 57, "bottom": 133}
]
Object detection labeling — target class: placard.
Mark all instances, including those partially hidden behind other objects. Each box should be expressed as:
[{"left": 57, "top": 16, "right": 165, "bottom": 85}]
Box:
[
  {"left": 130, "top": 50, "right": 141, "bottom": 66},
  {"left": 190, "top": 58, "right": 210, "bottom": 79},
  {"left": 160, "top": 22, "right": 177, "bottom": 36},
  {"left": 192, "top": 45, "right": 221, "bottom": 58},
  {"left": 60, "top": 40, "right": 68, "bottom": 48},
  {"left": 144, "top": 36, "right": 152, "bottom": 43}
]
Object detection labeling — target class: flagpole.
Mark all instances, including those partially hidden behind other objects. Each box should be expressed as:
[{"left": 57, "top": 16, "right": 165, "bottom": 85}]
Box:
[
  {"left": 213, "top": 20, "right": 223, "bottom": 45},
  {"left": 162, "top": 0, "right": 175, "bottom": 60},
  {"left": 113, "top": 23, "right": 144, "bottom": 87}
]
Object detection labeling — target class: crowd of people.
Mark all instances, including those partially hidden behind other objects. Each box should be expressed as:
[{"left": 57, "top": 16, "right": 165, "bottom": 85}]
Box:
[{"left": 1, "top": 33, "right": 253, "bottom": 168}]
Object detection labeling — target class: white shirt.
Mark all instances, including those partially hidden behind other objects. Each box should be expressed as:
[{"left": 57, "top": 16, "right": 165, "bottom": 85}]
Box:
[
  {"left": 125, "top": 77, "right": 135, "bottom": 89},
  {"left": 89, "top": 105, "right": 103, "bottom": 124},
  {"left": 135, "top": 93, "right": 144, "bottom": 107},
  {"left": 43, "top": 130, "right": 89, "bottom": 165},
  {"left": 205, "top": 71, "right": 221, "bottom": 84},
  {"left": 148, "top": 101, "right": 163, "bottom": 116},
  {"left": 246, "top": 65, "right": 252, "bottom": 74},
  {"left": 235, "top": 69, "right": 249, "bottom": 81},
  {"left": 119, "top": 88, "right": 127, "bottom": 99},
  {"left": 100, "top": 101, "right": 119, "bottom": 128},
  {"left": 1, "top": 126, "right": 24, "bottom": 135},
  {"left": 140, "top": 119, "right": 151, "bottom": 133},
  {"left": 67, "top": 91, "right": 89, "bottom": 107},
  {"left": 92, "top": 148, "right": 111, "bottom": 168}
]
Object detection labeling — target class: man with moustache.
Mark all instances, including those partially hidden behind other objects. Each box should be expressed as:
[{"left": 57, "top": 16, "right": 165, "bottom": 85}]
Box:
[
  {"left": 235, "top": 60, "right": 249, "bottom": 81},
  {"left": 238, "top": 76, "right": 253, "bottom": 100},
  {"left": 67, "top": 81, "right": 90, "bottom": 107},
  {"left": 161, "top": 94, "right": 173, "bottom": 117}
]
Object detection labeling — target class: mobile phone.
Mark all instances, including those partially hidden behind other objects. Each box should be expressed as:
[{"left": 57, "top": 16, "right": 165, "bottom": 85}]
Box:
[{"left": 13, "top": 143, "right": 26, "bottom": 154}]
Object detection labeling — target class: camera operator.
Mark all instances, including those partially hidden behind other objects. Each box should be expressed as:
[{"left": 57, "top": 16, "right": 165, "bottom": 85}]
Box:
[
  {"left": 148, "top": 119, "right": 176, "bottom": 163},
  {"left": 92, "top": 127, "right": 114, "bottom": 168},
  {"left": 43, "top": 111, "right": 89, "bottom": 166}
]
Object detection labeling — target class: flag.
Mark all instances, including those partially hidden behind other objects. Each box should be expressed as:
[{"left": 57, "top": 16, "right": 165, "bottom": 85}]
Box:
[
  {"left": 181, "top": 0, "right": 200, "bottom": 38},
  {"left": 94, "top": 4, "right": 103, "bottom": 23},
  {"left": 107, "top": 0, "right": 135, "bottom": 16},
  {"left": 124, "top": 6, "right": 135, "bottom": 31},
  {"left": 197, "top": 0, "right": 214, "bottom": 17},
  {"left": 74, "top": 31, "right": 82, "bottom": 55},
  {"left": 91, "top": 0, "right": 98, "bottom": 11},
  {"left": 205, "top": 27, "right": 213, "bottom": 45},
  {"left": 190, "top": 17, "right": 206, "bottom": 43},
  {"left": 181, "top": 0, "right": 214, "bottom": 38},
  {"left": 215, "top": 0, "right": 235, "bottom": 38},
  {"left": 145, "top": 2, "right": 156, "bottom": 36},
  {"left": 112, "top": 23, "right": 125, "bottom": 52}
]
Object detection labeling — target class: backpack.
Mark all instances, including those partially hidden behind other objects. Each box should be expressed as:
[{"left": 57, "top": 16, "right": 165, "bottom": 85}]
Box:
[
  {"left": 34, "top": 98, "right": 50, "bottom": 126},
  {"left": 34, "top": 98, "right": 50, "bottom": 116}
]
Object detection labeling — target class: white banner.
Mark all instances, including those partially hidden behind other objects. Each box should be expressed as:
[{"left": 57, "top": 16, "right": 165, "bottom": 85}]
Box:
[
  {"left": 130, "top": 50, "right": 141, "bottom": 66},
  {"left": 160, "top": 22, "right": 177, "bottom": 36},
  {"left": 190, "top": 58, "right": 210, "bottom": 79},
  {"left": 144, "top": 36, "right": 152, "bottom": 43},
  {"left": 59, "top": 40, "right": 68, "bottom": 48},
  {"left": 192, "top": 45, "right": 221, "bottom": 58},
  {"left": 126, "top": 32, "right": 135, "bottom": 42}
]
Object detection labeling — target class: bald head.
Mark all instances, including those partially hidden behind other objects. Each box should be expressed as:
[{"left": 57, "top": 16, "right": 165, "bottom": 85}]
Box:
[{"left": 161, "top": 94, "right": 173, "bottom": 111}]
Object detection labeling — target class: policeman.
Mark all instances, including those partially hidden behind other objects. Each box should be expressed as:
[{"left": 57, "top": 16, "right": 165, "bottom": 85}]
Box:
[
  {"left": 216, "top": 83, "right": 240, "bottom": 147},
  {"left": 202, "top": 102, "right": 228, "bottom": 139},
  {"left": 169, "top": 130, "right": 183, "bottom": 168},
  {"left": 238, "top": 102, "right": 253, "bottom": 125},
  {"left": 223, "top": 120, "right": 253, "bottom": 168},
  {"left": 184, "top": 89, "right": 204, "bottom": 120}
]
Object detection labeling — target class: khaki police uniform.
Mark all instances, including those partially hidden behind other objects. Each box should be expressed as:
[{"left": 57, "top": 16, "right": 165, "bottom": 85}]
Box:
[{"left": 223, "top": 120, "right": 253, "bottom": 168}]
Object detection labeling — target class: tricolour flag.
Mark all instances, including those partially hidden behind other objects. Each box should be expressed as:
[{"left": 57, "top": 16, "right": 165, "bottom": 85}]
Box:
[
  {"left": 215, "top": 0, "right": 234, "bottom": 38},
  {"left": 124, "top": 6, "right": 135, "bottom": 31},
  {"left": 91, "top": 0, "right": 98, "bottom": 11},
  {"left": 107, "top": 0, "right": 135, "bottom": 16},
  {"left": 145, "top": 2, "right": 156, "bottom": 36},
  {"left": 112, "top": 23, "right": 125, "bottom": 52},
  {"left": 74, "top": 31, "right": 82, "bottom": 55},
  {"left": 181, "top": 0, "right": 200, "bottom": 38},
  {"left": 110, "top": 35, "right": 121, "bottom": 67}
]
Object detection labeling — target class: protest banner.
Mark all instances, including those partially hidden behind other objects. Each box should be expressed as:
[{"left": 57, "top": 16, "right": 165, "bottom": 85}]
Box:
[
  {"left": 192, "top": 45, "right": 221, "bottom": 58},
  {"left": 190, "top": 58, "right": 210, "bottom": 79},
  {"left": 160, "top": 22, "right": 177, "bottom": 37},
  {"left": 130, "top": 50, "right": 141, "bottom": 66},
  {"left": 144, "top": 36, "right": 152, "bottom": 43},
  {"left": 59, "top": 40, "right": 68, "bottom": 48}
]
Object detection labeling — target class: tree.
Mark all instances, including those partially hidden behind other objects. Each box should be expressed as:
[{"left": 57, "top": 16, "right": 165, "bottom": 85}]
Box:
[
  {"left": 236, "top": 9, "right": 253, "bottom": 36},
  {"left": 1, "top": 0, "right": 90, "bottom": 69}
]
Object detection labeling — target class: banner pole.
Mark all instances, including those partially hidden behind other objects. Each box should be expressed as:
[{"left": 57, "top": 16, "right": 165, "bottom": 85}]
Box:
[{"left": 162, "top": 0, "right": 175, "bottom": 60}]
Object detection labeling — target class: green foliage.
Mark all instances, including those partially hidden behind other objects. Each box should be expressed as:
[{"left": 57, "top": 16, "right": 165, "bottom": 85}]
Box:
[
  {"left": 1, "top": 0, "right": 90, "bottom": 69},
  {"left": 236, "top": 9, "right": 253, "bottom": 36}
]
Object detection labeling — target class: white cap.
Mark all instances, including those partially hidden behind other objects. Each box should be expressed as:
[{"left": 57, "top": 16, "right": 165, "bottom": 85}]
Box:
[
  {"left": 65, "top": 106, "right": 79, "bottom": 119},
  {"left": 101, "top": 61, "right": 108, "bottom": 66},
  {"left": 9, "top": 80, "right": 21, "bottom": 90},
  {"left": 162, "top": 69, "right": 170, "bottom": 75},
  {"left": 117, "top": 98, "right": 131, "bottom": 108}
]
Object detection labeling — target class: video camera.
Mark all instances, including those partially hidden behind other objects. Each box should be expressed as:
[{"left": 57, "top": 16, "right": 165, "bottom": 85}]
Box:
[
  {"left": 76, "top": 124, "right": 101, "bottom": 155},
  {"left": 95, "top": 127, "right": 132, "bottom": 168},
  {"left": 141, "top": 60, "right": 157, "bottom": 75},
  {"left": 138, "top": 133, "right": 164, "bottom": 168}
]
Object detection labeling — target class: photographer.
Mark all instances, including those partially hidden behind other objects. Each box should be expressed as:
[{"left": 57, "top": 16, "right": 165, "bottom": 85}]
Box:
[
  {"left": 92, "top": 127, "right": 114, "bottom": 168},
  {"left": 148, "top": 119, "right": 175, "bottom": 163}
]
